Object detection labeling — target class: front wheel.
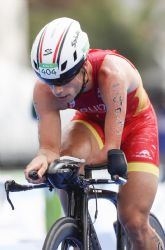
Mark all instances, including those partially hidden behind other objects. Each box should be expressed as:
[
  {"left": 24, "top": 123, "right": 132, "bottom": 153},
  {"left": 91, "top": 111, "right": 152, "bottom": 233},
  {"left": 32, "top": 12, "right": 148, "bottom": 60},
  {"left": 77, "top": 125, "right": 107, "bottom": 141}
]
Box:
[{"left": 42, "top": 217, "right": 83, "bottom": 250}]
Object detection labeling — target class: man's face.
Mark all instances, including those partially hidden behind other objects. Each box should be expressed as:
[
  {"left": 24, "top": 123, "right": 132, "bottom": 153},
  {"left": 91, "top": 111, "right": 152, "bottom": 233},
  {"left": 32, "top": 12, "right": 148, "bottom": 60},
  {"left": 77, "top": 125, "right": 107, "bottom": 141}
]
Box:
[{"left": 49, "top": 69, "right": 84, "bottom": 103}]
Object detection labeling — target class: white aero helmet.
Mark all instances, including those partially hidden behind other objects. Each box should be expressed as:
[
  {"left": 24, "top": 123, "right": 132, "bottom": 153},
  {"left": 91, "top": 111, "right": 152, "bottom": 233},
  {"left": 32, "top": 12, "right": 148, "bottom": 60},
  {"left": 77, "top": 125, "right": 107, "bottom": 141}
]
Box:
[{"left": 31, "top": 17, "right": 90, "bottom": 85}]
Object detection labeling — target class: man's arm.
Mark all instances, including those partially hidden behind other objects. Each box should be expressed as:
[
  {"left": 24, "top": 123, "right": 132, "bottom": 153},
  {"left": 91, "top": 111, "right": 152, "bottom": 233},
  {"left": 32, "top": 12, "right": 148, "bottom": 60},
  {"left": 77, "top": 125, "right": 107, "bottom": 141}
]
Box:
[
  {"left": 25, "top": 81, "right": 61, "bottom": 182},
  {"left": 102, "top": 79, "right": 127, "bottom": 150},
  {"left": 95, "top": 56, "right": 128, "bottom": 163}
]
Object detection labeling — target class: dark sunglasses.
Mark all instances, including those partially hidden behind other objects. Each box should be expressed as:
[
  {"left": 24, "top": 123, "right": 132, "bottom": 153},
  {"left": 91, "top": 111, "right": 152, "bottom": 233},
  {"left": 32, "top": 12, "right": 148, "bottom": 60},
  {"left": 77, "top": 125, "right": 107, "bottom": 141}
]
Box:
[{"left": 42, "top": 72, "right": 79, "bottom": 86}]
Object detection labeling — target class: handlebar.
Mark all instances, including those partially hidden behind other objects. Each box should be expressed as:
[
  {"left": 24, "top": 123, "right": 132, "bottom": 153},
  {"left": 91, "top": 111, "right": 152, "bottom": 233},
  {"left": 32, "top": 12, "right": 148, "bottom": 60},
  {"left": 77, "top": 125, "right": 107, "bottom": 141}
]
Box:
[
  {"left": 28, "top": 150, "right": 127, "bottom": 182},
  {"left": 5, "top": 150, "right": 127, "bottom": 210},
  {"left": 5, "top": 180, "right": 53, "bottom": 210},
  {"left": 28, "top": 171, "right": 39, "bottom": 181},
  {"left": 27, "top": 168, "right": 100, "bottom": 180}
]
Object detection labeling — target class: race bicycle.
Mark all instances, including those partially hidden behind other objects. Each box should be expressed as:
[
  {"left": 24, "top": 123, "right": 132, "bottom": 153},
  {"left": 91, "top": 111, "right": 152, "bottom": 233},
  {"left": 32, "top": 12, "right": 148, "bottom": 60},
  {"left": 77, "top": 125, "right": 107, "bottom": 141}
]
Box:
[{"left": 5, "top": 150, "right": 165, "bottom": 250}]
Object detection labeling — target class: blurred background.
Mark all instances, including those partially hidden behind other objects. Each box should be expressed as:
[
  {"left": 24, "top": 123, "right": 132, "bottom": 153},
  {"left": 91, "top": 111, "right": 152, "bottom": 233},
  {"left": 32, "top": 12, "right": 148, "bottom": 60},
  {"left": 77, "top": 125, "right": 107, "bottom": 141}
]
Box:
[{"left": 0, "top": 0, "right": 165, "bottom": 249}]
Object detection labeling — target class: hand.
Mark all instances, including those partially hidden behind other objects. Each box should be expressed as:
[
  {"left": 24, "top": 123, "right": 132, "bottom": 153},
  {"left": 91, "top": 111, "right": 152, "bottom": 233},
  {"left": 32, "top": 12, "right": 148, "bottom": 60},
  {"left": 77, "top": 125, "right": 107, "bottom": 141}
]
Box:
[{"left": 24, "top": 155, "right": 48, "bottom": 184}]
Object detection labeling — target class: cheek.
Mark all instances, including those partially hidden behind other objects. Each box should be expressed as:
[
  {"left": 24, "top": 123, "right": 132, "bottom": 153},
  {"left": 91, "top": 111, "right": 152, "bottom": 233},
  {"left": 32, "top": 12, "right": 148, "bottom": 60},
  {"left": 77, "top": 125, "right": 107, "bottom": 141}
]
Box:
[
  {"left": 74, "top": 84, "right": 82, "bottom": 94},
  {"left": 49, "top": 86, "right": 55, "bottom": 94},
  {"left": 70, "top": 87, "right": 78, "bottom": 95},
  {"left": 75, "top": 74, "right": 82, "bottom": 82},
  {"left": 67, "top": 83, "right": 78, "bottom": 94}
]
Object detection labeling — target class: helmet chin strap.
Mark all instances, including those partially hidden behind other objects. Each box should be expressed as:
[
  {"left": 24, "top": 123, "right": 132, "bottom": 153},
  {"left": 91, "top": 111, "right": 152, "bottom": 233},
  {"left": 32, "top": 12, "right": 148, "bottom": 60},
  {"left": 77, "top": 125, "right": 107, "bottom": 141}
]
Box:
[{"left": 75, "top": 67, "right": 88, "bottom": 100}]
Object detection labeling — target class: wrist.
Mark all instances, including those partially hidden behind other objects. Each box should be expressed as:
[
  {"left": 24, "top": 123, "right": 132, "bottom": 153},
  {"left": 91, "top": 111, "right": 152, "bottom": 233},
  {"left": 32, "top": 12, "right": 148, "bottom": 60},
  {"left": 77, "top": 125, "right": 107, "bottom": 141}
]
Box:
[
  {"left": 103, "top": 143, "right": 120, "bottom": 151},
  {"left": 37, "top": 148, "right": 59, "bottom": 163}
]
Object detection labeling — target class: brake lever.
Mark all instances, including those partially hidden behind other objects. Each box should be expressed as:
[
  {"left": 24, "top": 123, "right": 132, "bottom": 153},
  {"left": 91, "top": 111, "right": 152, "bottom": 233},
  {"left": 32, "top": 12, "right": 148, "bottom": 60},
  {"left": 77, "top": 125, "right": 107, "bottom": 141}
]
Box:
[
  {"left": 5, "top": 179, "right": 54, "bottom": 210},
  {"left": 5, "top": 180, "right": 38, "bottom": 210},
  {"left": 5, "top": 181, "right": 15, "bottom": 210}
]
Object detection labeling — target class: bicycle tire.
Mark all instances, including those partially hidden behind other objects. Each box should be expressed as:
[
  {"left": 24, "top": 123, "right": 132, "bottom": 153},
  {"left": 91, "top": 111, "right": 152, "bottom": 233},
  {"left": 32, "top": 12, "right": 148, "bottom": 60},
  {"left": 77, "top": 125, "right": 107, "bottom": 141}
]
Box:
[
  {"left": 120, "top": 213, "right": 165, "bottom": 250},
  {"left": 42, "top": 217, "right": 83, "bottom": 250},
  {"left": 116, "top": 222, "right": 132, "bottom": 250},
  {"left": 122, "top": 233, "right": 132, "bottom": 250},
  {"left": 113, "top": 220, "right": 131, "bottom": 250},
  {"left": 149, "top": 213, "right": 165, "bottom": 247}
]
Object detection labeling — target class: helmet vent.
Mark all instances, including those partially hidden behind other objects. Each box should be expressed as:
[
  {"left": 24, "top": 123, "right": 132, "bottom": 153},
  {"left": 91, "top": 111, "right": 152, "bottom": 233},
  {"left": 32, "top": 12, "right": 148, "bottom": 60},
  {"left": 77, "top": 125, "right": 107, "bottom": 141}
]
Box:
[
  {"left": 73, "top": 50, "right": 77, "bottom": 61},
  {"left": 61, "top": 61, "right": 67, "bottom": 71}
]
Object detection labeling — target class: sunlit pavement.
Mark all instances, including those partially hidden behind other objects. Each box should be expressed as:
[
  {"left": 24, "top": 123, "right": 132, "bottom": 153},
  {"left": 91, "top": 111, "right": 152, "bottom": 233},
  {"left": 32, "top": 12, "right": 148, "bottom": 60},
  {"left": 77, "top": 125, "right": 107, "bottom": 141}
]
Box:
[
  {"left": 0, "top": 240, "right": 44, "bottom": 250},
  {"left": 0, "top": 171, "right": 165, "bottom": 249}
]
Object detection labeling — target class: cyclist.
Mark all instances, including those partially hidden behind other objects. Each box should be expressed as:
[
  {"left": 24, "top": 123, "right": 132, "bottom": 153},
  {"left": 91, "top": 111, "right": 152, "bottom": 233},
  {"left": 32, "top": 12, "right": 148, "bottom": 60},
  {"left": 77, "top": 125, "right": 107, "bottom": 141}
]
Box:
[{"left": 25, "top": 17, "right": 163, "bottom": 250}]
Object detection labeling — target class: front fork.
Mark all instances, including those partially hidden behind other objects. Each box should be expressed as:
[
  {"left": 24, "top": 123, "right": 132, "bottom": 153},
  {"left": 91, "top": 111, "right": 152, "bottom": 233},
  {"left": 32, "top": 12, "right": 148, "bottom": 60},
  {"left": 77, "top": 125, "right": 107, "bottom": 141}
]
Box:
[
  {"left": 66, "top": 189, "right": 89, "bottom": 249},
  {"left": 82, "top": 190, "right": 89, "bottom": 250}
]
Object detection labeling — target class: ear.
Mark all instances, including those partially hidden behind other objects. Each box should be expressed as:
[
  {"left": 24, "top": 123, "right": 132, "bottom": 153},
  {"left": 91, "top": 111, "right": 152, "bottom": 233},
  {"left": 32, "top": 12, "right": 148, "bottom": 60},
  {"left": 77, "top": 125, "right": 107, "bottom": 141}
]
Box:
[
  {"left": 83, "top": 59, "right": 88, "bottom": 67},
  {"left": 82, "top": 59, "right": 89, "bottom": 73}
]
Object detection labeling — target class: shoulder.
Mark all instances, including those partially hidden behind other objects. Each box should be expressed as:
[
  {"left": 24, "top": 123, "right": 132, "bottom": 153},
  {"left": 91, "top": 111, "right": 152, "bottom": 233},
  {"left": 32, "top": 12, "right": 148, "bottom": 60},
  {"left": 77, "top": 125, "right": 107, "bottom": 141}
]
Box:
[
  {"left": 33, "top": 80, "right": 60, "bottom": 113},
  {"left": 99, "top": 55, "right": 127, "bottom": 82},
  {"left": 98, "top": 54, "right": 141, "bottom": 91},
  {"left": 33, "top": 80, "right": 54, "bottom": 102},
  {"left": 34, "top": 80, "right": 51, "bottom": 93}
]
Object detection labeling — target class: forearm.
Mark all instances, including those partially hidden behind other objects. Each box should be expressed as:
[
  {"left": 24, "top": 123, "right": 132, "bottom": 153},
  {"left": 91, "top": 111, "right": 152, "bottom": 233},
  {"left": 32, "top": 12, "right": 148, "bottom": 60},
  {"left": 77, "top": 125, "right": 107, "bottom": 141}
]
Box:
[
  {"left": 104, "top": 80, "right": 126, "bottom": 149},
  {"left": 104, "top": 111, "right": 124, "bottom": 150},
  {"left": 37, "top": 112, "right": 62, "bottom": 163}
]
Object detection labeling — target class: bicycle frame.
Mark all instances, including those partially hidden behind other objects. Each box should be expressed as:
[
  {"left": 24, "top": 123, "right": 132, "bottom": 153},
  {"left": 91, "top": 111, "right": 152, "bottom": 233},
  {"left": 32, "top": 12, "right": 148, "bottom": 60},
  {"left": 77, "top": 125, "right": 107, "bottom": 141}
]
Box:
[
  {"left": 4, "top": 163, "right": 127, "bottom": 250},
  {"left": 4, "top": 158, "right": 165, "bottom": 250},
  {"left": 62, "top": 167, "right": 125, "bottom": 250}
]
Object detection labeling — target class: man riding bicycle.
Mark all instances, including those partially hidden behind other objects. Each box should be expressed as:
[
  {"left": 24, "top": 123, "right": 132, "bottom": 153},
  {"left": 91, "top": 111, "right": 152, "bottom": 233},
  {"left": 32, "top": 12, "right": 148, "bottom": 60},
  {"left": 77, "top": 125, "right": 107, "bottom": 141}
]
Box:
[{"left": 25, "top": 17, "right": 163, "bottom": 250}]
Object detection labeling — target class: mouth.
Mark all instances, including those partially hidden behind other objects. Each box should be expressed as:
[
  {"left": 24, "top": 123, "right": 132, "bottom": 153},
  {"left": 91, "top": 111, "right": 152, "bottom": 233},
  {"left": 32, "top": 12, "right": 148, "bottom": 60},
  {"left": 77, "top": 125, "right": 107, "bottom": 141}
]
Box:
[{"left": 58, "top": 95, "right": 69, "bottom": 100}]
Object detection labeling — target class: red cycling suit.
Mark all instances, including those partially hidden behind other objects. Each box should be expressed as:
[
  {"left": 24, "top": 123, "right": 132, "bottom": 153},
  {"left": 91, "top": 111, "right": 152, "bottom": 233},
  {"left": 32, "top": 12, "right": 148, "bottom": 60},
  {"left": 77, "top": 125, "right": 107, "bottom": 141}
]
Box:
[{"left": 67, "top": 49, "right": 159, "bottom": 177}]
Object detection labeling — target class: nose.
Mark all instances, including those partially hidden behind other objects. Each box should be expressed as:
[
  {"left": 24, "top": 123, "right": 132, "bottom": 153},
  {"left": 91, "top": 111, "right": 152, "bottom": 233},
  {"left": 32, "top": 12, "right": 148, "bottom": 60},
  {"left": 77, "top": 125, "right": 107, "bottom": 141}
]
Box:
[{"left": 53, "top": 86, "right": 64, "bottom": 97}]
